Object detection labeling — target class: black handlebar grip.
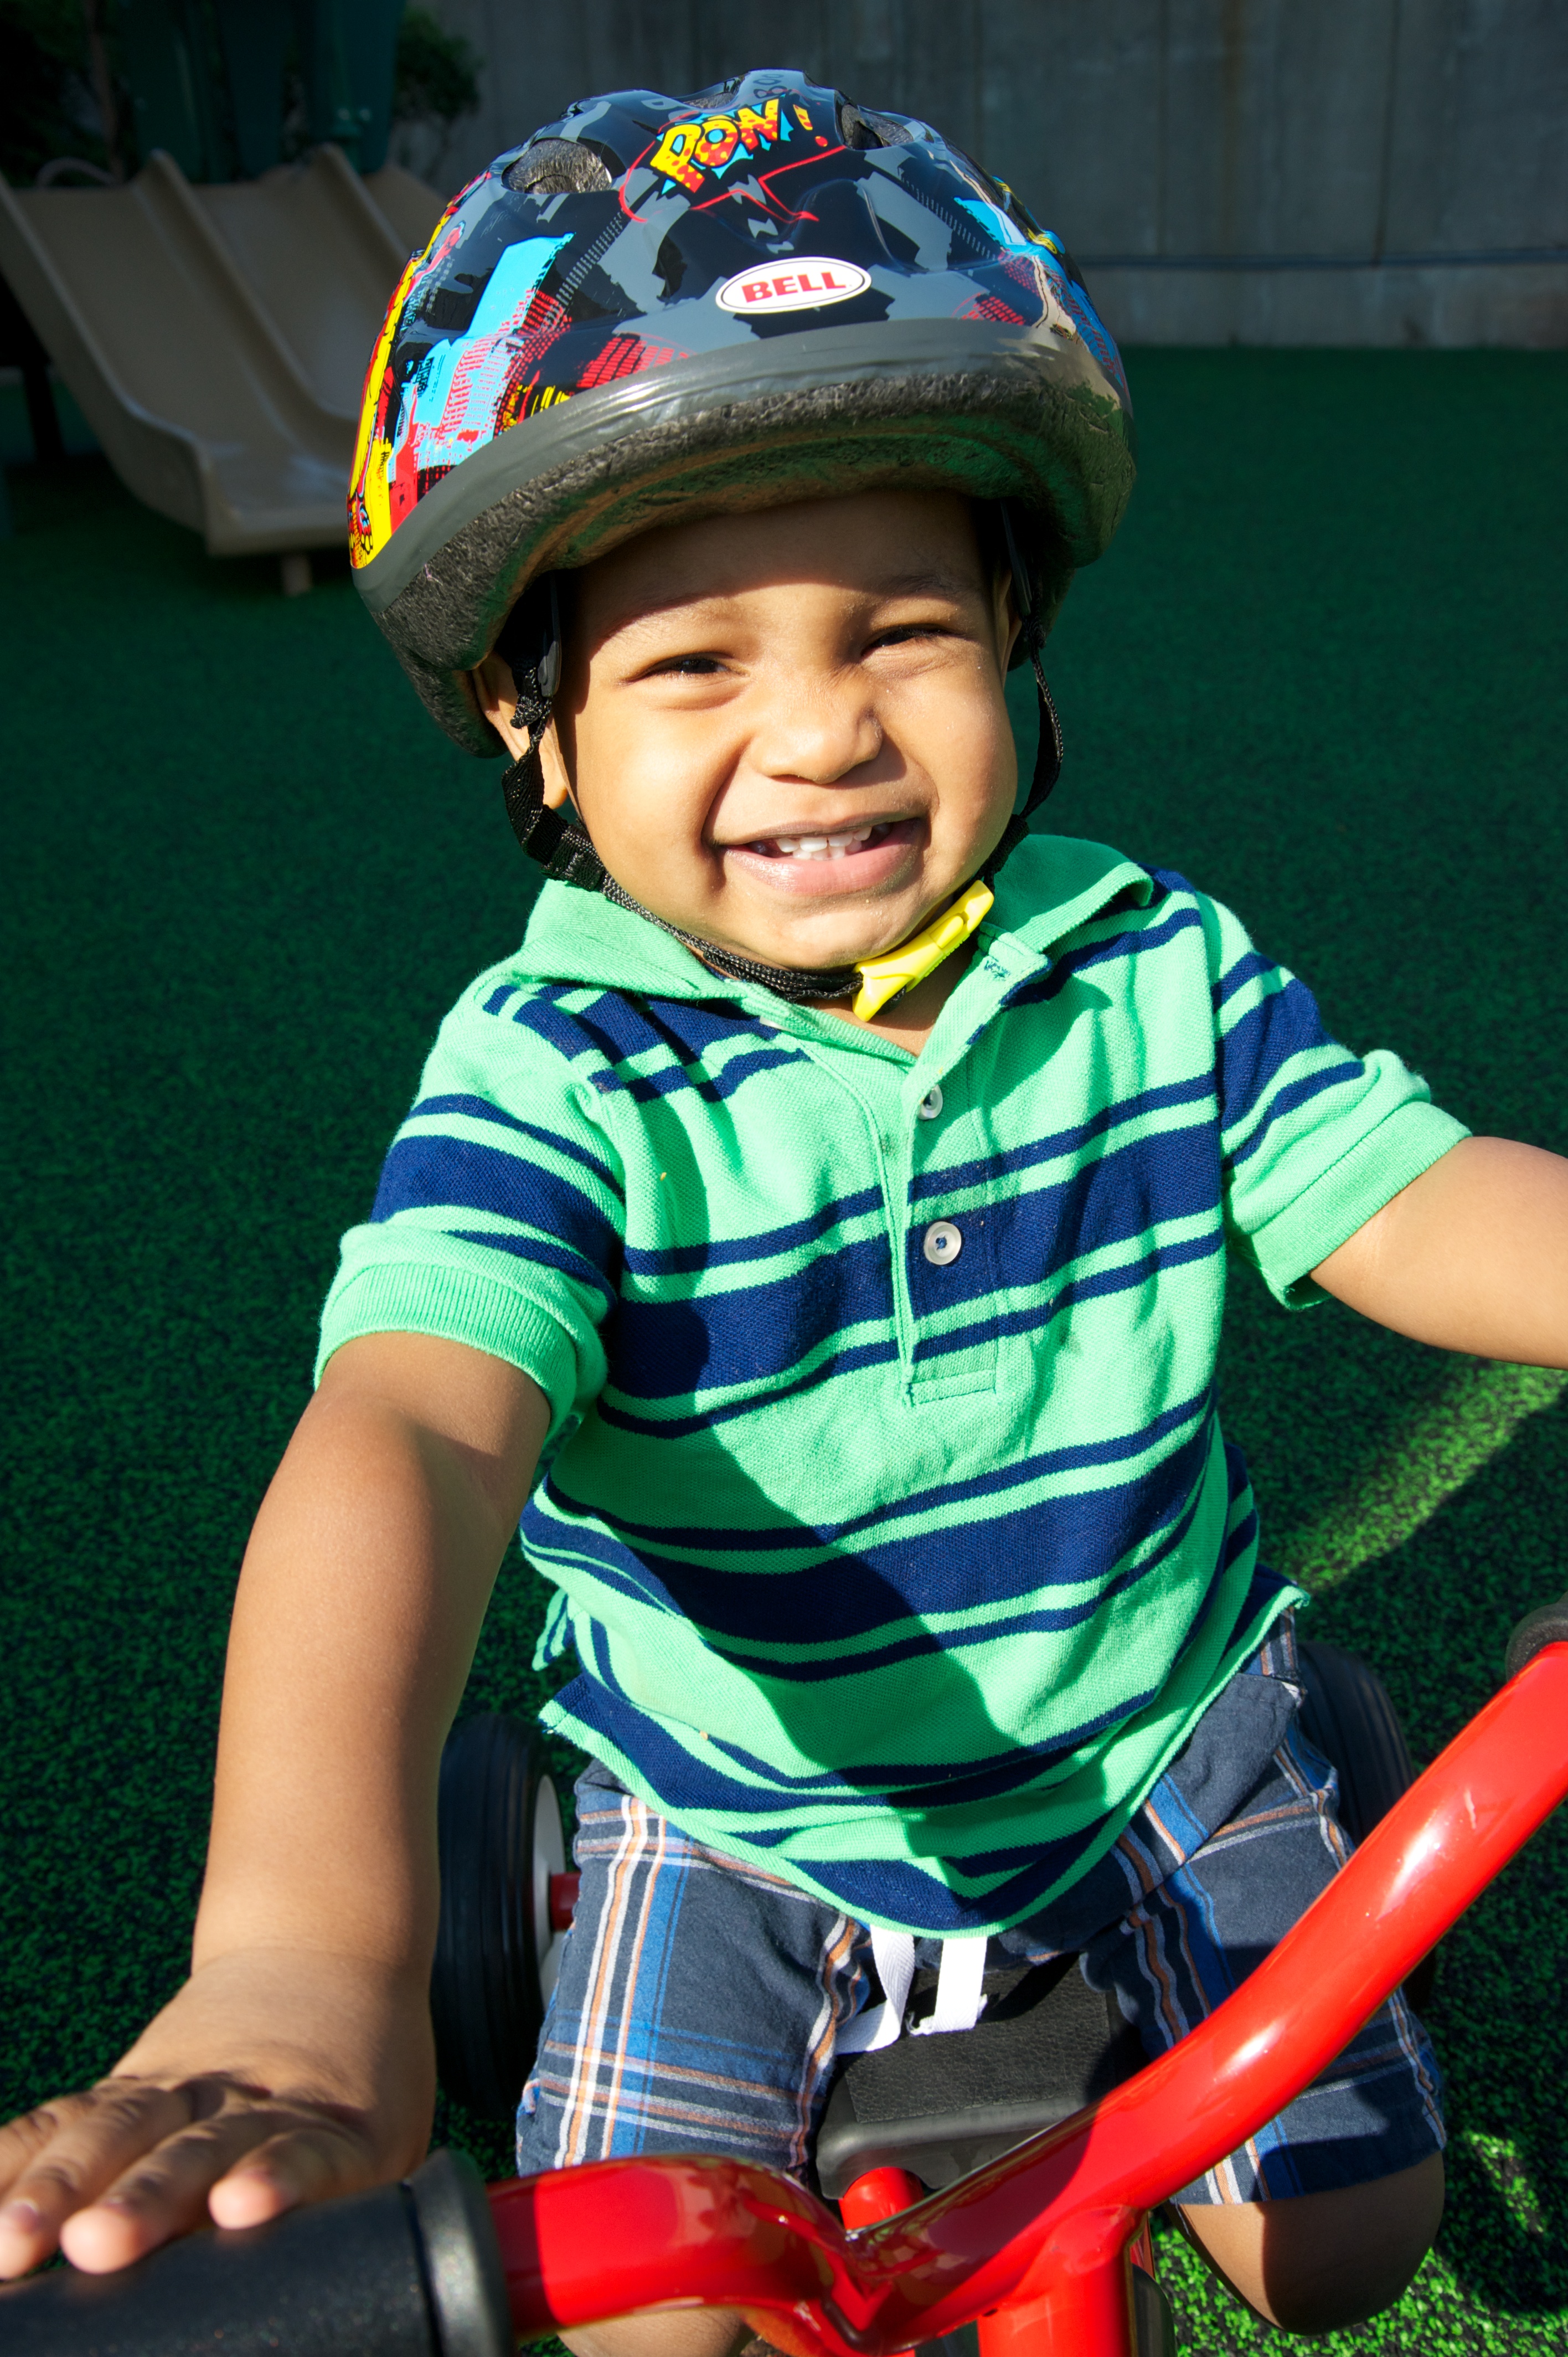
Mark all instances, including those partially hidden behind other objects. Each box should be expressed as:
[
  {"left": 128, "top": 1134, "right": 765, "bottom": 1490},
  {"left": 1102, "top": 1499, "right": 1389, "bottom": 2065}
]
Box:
[
  {"left": 0, "top": 2150, "right": 512, "bottom": 2357},
  {"left": 1505, "top": 1591, "right": 1568, "bottom": 1684}
]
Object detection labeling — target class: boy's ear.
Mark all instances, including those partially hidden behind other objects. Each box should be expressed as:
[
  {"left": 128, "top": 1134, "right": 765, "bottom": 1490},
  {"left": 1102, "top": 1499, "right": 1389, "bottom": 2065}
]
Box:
[{"left": 470, "top": 658, "right": 572, "bottom": 808}]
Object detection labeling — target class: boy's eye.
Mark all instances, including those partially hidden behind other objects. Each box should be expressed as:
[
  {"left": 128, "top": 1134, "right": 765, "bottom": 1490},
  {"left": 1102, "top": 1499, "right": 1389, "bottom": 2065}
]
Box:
[
  {"left": 646, "top": 652, "right": 726, "bottom": 677},
  {"left": 869, "top": 621, "right": 950, "bottom": 651}
]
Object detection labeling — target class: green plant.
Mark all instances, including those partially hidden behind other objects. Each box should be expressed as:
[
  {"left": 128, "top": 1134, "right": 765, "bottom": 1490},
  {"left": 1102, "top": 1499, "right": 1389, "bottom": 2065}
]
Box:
[
  {"left": 0, "top": 0, "right": 111, "bottom": 184},
  {"left": 393, "top": 5, "right": 478, "bottom": 136}
]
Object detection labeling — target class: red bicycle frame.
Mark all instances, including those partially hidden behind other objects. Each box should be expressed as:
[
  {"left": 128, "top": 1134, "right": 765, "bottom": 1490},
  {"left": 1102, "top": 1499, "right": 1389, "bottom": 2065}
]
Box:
[{"left": 485, "top": 1643, "right": 1568, "bottom": 2357}]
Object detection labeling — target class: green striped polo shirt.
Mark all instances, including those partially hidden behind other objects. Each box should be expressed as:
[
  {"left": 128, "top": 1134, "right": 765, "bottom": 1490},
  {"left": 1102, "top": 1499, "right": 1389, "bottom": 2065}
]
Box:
[{"left": 318, "top": 833, "right": 1467, "bottom": 1935}]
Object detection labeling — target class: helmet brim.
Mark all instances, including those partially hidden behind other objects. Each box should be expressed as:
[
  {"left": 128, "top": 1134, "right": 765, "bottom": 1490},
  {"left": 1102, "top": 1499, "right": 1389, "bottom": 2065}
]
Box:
[{"left": 357, "top": 318, "right": 1134, "bottom": 756}]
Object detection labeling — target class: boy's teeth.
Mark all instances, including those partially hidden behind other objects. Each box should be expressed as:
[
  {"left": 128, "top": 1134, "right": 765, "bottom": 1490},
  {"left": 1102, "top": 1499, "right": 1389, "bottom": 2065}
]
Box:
[{"left": 760, "top": 824, "right": 884, "bottom": 861}]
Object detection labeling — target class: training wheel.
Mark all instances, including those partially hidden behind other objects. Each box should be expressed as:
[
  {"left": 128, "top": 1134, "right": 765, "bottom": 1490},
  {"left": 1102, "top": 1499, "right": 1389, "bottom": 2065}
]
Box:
[
  {"left": 431, "top": 1713, "right": 577, "bottom": 2122},
  {"left": 1298, "top": 1640, "right": 1438, "bottom": 2011}
]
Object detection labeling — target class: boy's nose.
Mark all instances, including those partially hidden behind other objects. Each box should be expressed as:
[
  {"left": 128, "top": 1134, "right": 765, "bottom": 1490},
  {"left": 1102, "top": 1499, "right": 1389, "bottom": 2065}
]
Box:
[{"left": 753, "top": 678, "right": 886, "bottom": 784}]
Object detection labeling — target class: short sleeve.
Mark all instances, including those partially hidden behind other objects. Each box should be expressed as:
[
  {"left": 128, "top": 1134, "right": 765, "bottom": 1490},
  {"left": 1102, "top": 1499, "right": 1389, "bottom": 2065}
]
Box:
[
  {"left": 1198, "top": 893, "right": 1470, "bottom": 1306},
  {"left": 316, "top": 972, "right": 626, "bottom": 1436}
]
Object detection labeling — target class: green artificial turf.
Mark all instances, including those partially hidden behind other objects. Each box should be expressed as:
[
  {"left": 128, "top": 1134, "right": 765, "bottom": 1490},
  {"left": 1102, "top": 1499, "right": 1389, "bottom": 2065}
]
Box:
[{"left": 3, "top": 348, "right": 1566, "bottom": 2350}]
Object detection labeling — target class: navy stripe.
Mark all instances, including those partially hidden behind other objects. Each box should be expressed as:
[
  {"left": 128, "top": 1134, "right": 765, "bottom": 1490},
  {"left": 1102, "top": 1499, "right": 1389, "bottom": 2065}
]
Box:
[
  {"left": 1215, "top": 974, "right": 1338, "bottom": 1132},
  {"left": 527, "top": 1403, "right": 1215, "bottom": 1641},
  {"left": 619, "top": 1044, "right": 801, "bottom": 1103},
  {"left": 410, "top": 1093, "right": 624, "bottom": 1198},
  {"left": 638, "top": 995, "right": 787, "bottom": 1058},
  {"left": 909, "top": 1119, "right": 1221, "bottom": 1315},
  {"left": 707, "top": 1483, "right": 1213, "bottom": 1684},
  {"left": 372, "top": 1135, "right": 621, "bottom": 1285},
  {"left": 911, "top": 1229, "right": 1224, "bottom": 1365},
  {"left": 1226, "top": 1057, "right": 1365, "bottom": 1169},
  {"left": 1211, "top": 947, "right": 1277, "bottom": 1013},
  {"left": 551, "top": 1543, "right": 1282, "bottom": 1820},
  {"left": 553, "top": 1643, "right": 1152, "bottom": 1808},
  {"left": 607, "top": 1232, "right": 894, "bottom": 1399},
  {"left": 448, "top": 1228, "right": 616, "bottom": 1308},
  {"left": 798, "top": 1831, "right": 1112, "bottom": 1931},
  {"left": 1005, "top": 899, "right": 1204, "bottom": 1010},
  {"left": 703, "top": 1668, "right": 1163, "bottom": 1795},
  {"left": 562, "top": 1386, "right": 1212, "bottom": 1557},
  {"left": 908, "top": 1073, "right": 1214, "bottom": 1204},
  {"left": 623, "top": 1186, "right": 884, "bottom": 1277},
  {"left": 566, "top": 991, "right": 765, "bottom": 1067},
  {"left": 567, "top": 1664, "right": 1135, "bottom": 1916},
  {"left": 508, "top": 988, "right": 605, "bottom": 1064},
  {"left": 510, "top": 986, "right": 794, "bottom": 1096},
  {"left": 527, "top": 1476, "right": 1193, "bottom": 1654}
]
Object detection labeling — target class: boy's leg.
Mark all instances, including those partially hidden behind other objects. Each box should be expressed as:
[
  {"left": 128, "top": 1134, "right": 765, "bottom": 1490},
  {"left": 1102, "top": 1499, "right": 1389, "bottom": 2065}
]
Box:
[
  {"left": 1178, "top": 2153, "right": 1445, "bottom": 2332},
  {"left": 564, "top": 2314, "right": 754, "bottom": 2357},
  {"left": 518, "top": 1764, "right": 862, "bottom": 2357},
  {"left": 1080, "top": 1653, "right": 1447, "bottom": 2334}
]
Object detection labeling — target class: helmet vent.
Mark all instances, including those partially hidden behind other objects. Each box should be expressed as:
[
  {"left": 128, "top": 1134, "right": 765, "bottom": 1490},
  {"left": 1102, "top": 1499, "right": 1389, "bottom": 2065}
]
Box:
[
  {"left": 505, "top": 139, "right": 614, "bottom": 196},
  {"left": 839, "top": 101, "right": 915, "bottom": 150}
]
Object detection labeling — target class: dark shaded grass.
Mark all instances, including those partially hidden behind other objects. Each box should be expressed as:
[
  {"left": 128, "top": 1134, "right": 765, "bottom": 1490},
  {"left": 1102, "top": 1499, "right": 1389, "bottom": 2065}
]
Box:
[{"left": 2, "top": 348, "right": 1566, "bottom": 2346}]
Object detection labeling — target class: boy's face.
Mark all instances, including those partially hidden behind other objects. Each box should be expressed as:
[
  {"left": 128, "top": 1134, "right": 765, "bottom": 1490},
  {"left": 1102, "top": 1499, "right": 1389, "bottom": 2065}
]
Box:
[{"left": 476, "top": 489, "right": 1021, "bottom": 977}]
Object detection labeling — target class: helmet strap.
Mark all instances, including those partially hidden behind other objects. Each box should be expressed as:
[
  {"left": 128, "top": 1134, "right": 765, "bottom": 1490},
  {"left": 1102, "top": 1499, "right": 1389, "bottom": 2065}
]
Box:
[
  {"left": 496, "top": 573, "right": 608, "bottom": 889},
  {"left": 500, "top": 735, "right": 607, "bottom": 890},
  {"left": 983, "top": 501, "right": 1064, "bottom": 876}
]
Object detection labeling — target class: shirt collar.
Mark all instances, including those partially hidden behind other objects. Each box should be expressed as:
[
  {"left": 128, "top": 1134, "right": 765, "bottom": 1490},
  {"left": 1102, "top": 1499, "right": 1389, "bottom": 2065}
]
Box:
[{"left": 511, "top": 833, "right": 1154, "bottom": 1028}]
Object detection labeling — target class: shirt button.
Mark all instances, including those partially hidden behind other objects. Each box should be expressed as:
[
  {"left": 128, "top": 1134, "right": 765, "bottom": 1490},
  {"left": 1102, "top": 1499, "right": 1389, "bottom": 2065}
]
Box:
[
  {"left": 922, "top": 1219, "right": 963, "bottom": 1267},
  {"left": 917, "top": 1084, "right": 943, "bottom": 1121}
]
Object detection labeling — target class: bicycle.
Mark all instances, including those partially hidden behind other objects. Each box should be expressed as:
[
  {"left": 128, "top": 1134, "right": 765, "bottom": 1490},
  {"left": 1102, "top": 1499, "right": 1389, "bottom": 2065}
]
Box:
[{"left": 6, "top": 1592, "right": 1567, "bottom": 2357}]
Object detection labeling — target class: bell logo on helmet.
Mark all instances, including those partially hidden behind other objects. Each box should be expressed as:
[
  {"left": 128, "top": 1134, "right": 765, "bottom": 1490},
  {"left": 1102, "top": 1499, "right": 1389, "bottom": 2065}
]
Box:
[{"left": 716, "top": 259, "right": 872, "bottom": 315}]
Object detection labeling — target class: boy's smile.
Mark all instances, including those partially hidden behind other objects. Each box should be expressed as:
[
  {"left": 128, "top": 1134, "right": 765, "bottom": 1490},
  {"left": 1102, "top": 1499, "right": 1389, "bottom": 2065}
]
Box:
[{"left": 476, "top": 490, "right": 1021, "bottom": 1004}]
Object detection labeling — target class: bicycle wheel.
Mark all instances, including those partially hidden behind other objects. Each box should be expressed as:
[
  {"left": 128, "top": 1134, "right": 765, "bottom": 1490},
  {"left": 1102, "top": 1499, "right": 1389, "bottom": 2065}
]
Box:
[
  {"left": 1297, "top": 1640, "right": 1438, "bottom": 2011},
  {"left": 431, "top": 1713, "right": 568, "bottom": 2122}
]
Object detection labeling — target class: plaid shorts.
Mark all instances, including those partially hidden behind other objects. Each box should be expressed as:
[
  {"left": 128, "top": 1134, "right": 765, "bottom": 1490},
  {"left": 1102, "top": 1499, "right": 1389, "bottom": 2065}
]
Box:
[{"left": 516, "top": 1614, "right": 1445, "bottom": 2204}]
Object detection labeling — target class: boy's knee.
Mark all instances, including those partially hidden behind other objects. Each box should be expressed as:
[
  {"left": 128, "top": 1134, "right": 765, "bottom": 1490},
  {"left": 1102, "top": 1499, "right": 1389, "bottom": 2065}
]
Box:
[
  {"left": 1177, "top": 2151, "right": 1445, "bottom": 2334},
  {"left": 563, "top": 2309, "right": 757, "bottom": 2357}
]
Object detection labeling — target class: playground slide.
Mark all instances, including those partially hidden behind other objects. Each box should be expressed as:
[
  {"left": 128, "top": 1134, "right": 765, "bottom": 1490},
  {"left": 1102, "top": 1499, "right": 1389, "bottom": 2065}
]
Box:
[{"left": 0, "top": 147, "right": 443, "bottom": 557}]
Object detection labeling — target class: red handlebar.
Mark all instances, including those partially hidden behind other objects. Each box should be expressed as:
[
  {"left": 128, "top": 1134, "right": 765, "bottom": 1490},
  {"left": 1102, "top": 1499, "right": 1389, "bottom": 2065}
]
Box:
[{"left": 490, "top": 1644, "right": 1568, "bottom": 2357}]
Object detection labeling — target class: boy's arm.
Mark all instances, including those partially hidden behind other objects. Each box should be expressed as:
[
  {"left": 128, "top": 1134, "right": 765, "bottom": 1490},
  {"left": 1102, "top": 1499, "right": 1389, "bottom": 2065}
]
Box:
[
  {"left": 1313, "top": 1136, "right": 1568, "bottom": 1363},
  {"left": 0, "top": 1331, "right": 549, "bottom": 2279}
]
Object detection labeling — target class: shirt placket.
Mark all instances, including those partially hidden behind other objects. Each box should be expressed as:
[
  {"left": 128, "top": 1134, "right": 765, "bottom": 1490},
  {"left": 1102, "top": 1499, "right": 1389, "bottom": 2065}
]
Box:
[{"left": 749, "top": 938, "right": 1047, "bottom": 1399}]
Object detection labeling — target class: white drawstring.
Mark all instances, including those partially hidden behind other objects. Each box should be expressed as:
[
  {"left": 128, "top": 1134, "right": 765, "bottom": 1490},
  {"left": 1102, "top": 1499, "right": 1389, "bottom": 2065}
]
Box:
[
  {"left": 837, "top": 1927, "right": 916, "bottom": 2053},
  {"left": 912, "top": 1932, "right": 988, "bottom": 2035},
  {"left": 838, "top": 1930, "right": 989, "bottom": 2053}
]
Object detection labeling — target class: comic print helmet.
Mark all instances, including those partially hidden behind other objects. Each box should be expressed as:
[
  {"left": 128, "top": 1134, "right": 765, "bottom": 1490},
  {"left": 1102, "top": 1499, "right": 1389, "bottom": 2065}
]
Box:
[{"left": 349, "top": 68, "right": 1136, "bottom": 1007}]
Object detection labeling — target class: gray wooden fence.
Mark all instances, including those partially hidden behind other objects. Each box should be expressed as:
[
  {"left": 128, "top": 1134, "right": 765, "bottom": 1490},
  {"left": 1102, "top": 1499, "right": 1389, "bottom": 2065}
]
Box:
[{"left": 426, "top": 1, "right": 1567, "bottom": 344}]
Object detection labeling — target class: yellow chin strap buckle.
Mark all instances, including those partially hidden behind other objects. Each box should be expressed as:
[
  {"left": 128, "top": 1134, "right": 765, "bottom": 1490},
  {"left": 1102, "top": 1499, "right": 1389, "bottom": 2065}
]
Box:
[{"left": 851, "top": 875, "right": 995, "bottom": 1022}]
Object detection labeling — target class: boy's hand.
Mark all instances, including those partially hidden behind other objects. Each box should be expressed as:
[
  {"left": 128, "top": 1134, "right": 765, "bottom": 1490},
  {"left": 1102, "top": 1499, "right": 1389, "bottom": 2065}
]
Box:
[
  {"left": 0, "top": 1332, "right": 550, "bottom": 2281},
  {"left": 0, "top": 1946, "right": 434, "bottom": 2277}
]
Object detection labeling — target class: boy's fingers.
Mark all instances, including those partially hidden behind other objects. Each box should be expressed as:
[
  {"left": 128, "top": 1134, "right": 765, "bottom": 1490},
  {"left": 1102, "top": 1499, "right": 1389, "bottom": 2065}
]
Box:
[
  {"left": 56, "top": 2101, "right": 377, "bottom": 2275},
  {"left": 0, "top": 2082, "right": 204, "bottom": 2275},
  {"left": 0, "top": 2079, "right": 380, "bottom": 2279},
  {"left": 207, "top": 2121, "right": 378, "bottom": 2228}
]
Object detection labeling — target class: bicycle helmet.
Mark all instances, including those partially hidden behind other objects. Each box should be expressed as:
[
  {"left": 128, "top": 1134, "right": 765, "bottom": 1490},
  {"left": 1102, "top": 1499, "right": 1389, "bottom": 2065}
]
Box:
[{"left": 349, "top": 67, "right": 1134, "bottom": 1001}]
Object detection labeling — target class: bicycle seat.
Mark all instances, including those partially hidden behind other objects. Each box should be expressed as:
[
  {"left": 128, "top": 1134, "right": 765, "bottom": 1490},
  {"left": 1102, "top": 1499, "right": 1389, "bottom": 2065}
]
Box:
[
  {"left": 814, "top": 1638, "right": 1432, "bottom": 2201},
  {"left": 814, "top": 1950, "right": 1144, "bottom": 2197}
]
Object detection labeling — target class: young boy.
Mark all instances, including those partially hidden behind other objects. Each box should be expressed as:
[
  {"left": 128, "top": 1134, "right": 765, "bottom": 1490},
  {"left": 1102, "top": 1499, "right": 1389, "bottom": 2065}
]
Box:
[{"left": 3, "top": 69, "right": 1565, "bottom": 2345}]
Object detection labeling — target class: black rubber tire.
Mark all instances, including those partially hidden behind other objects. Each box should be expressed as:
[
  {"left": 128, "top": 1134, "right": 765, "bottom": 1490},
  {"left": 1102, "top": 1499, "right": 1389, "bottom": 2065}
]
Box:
[
  {"left": 1296, "top": 1640, "right": 1438, "bottom": 2013},
  {"left": 431, "top": 1713, "right": 567, "bottom": 2122}
]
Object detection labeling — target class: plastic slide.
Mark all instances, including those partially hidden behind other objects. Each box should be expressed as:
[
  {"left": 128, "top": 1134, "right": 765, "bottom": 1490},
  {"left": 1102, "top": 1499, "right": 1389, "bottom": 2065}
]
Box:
[{"left": 0, "top": 146, "right": 442, "bottom": 558}]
